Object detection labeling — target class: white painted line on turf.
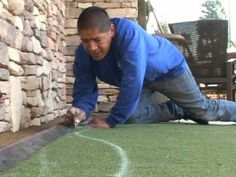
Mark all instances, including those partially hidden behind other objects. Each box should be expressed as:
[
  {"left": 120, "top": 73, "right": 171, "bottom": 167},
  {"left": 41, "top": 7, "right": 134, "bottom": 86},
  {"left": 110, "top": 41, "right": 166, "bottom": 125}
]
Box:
[
  {"left": 38, "top": 151, "right": 57, "bottom": 177},
  {"left": 208, "top": 121, "right": 236, "bottom": 125},
  {"left": 38, "top": 152, "right": 49, "bottom": 177},
  {"left": 75, "top": 129, "right": 129, "bottom": 177},
  {"left": 171, "top": 120, "right": 236, "bottom": 125}
]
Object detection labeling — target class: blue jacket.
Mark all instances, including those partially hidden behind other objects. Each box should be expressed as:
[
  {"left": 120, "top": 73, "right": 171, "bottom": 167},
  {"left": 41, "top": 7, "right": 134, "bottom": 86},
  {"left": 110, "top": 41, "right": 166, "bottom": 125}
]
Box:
[{"left": 72, "top": 18, "right": 188, "bottom": 127}]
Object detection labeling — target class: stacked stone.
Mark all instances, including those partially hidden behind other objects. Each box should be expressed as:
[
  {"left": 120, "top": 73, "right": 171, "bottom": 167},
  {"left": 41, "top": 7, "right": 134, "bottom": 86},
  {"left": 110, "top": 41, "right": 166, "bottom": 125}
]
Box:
[
  {"left": 0, "top": 0, "right": 66, "bottom": 132},
  {"left": 0, "top": 0, "right": 138, "bottom": 133},
  {"left": 65, "top": 0, "right": 138, "bottom": 113}
]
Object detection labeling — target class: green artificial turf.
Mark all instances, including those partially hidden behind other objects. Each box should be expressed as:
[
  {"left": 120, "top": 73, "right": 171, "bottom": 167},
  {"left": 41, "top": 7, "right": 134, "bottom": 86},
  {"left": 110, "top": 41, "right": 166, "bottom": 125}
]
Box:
[{"left": 1, "top": 123, "right": 236, "bottom": 177}]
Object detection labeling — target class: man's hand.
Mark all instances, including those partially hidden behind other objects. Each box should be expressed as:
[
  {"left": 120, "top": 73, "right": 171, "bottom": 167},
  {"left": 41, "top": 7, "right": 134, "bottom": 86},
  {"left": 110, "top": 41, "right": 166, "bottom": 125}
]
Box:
[
  {"left": 66, "top": 107, "right": 86, "bottom": 127},
  {"left": 89, "top": 117, "right": 110, "bottom": 128}
]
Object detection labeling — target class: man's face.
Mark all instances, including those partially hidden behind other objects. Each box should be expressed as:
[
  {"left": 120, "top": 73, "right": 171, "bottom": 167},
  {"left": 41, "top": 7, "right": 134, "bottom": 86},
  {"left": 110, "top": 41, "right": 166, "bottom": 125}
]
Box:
[{"left": 78, "top": 25, "right": 115, "bottom": 60}]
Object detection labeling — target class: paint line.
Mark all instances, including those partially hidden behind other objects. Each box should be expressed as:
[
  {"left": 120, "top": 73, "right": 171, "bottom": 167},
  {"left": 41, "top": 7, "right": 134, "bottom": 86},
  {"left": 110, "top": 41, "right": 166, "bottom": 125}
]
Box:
[
  {"left": 38, "top": 152, "right": 49, "bottom": 177},
  {"left": 75, "top": 129, "right": 129, "bottom": 177}
]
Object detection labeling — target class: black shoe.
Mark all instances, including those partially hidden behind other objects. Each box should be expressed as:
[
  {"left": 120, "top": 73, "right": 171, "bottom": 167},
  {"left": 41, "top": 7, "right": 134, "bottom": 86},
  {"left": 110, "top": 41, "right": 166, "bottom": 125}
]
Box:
[
  {"left": 183, "top": 113, "right": 209, "bottom": 125},
  {"left": 187, "top": 117, "right": 209, "bottom": 125}
]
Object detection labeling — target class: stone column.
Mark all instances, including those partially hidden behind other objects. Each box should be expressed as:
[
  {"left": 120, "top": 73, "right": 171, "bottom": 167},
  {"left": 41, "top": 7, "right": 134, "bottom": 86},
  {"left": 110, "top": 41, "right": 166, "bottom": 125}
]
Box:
[{"left": 0, "top": 0, "right": 67, "bottom": 133}]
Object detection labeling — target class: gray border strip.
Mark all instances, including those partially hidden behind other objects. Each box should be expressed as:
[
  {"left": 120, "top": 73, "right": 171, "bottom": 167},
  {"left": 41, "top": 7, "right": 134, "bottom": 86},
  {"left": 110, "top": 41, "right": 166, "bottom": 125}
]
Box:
[{"left": 0, "top": 125, "right": 71, "bottom": 172}]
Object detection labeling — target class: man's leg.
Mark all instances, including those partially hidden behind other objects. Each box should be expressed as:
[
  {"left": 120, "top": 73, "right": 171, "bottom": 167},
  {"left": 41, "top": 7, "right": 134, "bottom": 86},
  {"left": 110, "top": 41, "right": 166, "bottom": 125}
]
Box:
[
  {"left": 128, "top": 88, "right": 184, "bottom": 124},
  {"left": 147, "top": 69, "right": 236, "bottom": 122}
]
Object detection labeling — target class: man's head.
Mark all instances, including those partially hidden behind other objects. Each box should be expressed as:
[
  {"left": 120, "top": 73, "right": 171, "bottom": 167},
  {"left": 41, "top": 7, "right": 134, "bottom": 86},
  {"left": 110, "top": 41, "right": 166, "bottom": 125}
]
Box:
[{"left": 77, "top": 6, "right": 115, "bottom": 60}]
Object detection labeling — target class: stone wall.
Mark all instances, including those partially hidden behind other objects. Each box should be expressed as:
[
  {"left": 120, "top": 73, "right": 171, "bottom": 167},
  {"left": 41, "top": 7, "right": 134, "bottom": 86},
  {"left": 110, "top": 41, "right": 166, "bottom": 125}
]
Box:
[
  {"left": 65, "top": 0, "right": 138, "bottom": 112},
  {"left": 0, "top": 0, "right": 67, "bottom": 133},
  {"left": 0, "top": 0, "right": 138, "bottom": 133}
]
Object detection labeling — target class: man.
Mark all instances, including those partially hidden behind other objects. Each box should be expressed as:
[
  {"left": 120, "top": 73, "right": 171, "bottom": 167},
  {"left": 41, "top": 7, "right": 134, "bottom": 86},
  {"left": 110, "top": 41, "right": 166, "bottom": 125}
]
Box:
[{"left": 67, "top": 6, "right": 236, "bottom": 128}]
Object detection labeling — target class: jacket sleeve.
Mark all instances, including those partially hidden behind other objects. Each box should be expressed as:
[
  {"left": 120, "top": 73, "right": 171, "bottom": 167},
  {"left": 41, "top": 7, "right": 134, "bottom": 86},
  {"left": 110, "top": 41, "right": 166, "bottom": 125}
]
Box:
[
  {"left": 106, "top": 25, "right": 147, "bottom": 128},
  {"left": 72, "top": 47, "right": 98, "bottom": 117}
]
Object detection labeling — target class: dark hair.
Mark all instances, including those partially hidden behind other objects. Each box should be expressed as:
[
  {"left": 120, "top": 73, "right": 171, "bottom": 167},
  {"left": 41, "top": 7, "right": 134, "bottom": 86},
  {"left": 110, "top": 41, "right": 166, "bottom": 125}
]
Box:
[{"left": 77, "top": 6, "right": 112, "bottom": 32}]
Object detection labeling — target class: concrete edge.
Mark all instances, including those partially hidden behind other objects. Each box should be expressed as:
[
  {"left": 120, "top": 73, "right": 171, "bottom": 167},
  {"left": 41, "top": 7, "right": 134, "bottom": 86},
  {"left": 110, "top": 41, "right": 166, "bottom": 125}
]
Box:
[{"left": 0, "top": 125, "right": 71, "bottom": 172}]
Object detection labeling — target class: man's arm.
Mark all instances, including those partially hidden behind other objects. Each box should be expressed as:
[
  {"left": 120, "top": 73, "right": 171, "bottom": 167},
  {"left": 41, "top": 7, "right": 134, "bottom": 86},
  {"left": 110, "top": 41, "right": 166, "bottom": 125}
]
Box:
[
  {"left": 71, "top": 47, "right": 98, "bottom": 121},
  {"left": 106, "top": 23, "right": 147, "bottom": 128}
]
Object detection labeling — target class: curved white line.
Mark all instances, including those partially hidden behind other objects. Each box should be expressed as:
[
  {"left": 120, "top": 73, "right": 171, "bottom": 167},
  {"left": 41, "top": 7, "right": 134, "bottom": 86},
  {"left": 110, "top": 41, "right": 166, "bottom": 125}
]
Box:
[
  {"left": 75, "top": 130, "right": 129, "bottom": 177},
  {"left": 38, "top": 152, "right": 49, "bottom": 177},
  {"left": 38, "top": 150, "right": 57, "bottom": 177}
]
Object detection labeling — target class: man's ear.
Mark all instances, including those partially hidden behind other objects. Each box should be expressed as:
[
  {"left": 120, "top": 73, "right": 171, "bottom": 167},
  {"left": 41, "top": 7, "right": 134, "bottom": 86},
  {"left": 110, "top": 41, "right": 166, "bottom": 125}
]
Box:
[{"left": 110, "top": 24, "right": 115, "bottom": 37}]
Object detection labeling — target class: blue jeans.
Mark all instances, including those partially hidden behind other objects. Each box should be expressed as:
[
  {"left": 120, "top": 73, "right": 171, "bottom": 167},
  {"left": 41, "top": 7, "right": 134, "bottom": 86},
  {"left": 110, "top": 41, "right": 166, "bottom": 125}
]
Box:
[{"left": 128, "top": 69, "right": 236, "bottom": 124}]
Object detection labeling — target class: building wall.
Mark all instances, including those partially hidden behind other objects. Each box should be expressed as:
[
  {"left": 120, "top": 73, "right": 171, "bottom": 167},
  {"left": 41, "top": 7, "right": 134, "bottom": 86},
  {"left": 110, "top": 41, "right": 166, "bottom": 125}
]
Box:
[
  {"left": 0, "top": 0, "right": 138, "bottom": 133},
  {"left": 0, "top": 0, "right": 67, "bottom": 133}
]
